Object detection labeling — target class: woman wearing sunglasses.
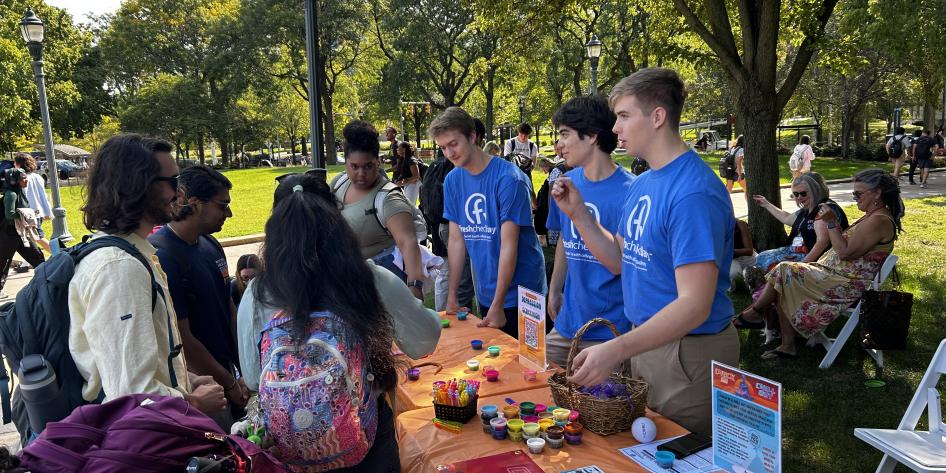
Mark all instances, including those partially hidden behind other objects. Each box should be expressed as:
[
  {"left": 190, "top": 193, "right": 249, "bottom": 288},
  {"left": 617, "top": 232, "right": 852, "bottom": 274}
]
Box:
[
  {"left": 735, "top": 169, "right": 902, "bottom": 360},
  {"left": 747, "top": 172, "right": 848, "bottom": 279}
]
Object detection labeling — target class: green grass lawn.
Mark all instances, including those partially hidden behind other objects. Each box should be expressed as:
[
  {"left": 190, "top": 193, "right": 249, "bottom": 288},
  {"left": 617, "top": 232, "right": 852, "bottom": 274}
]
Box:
[
  {"left": 45, "top": 154, "right": 884, "bottom": 241},
  {"left": 729, "top": 197, "right": 946, "bottom": 471}
]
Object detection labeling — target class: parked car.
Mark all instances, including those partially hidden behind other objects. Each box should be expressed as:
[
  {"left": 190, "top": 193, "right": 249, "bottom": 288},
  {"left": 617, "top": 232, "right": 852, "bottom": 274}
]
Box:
[
  {"left": 38, "top": 159, "right": 82, "bottom": 182},
  {"left": 692, "top": 130, "right": 730, "bottom": 152}
]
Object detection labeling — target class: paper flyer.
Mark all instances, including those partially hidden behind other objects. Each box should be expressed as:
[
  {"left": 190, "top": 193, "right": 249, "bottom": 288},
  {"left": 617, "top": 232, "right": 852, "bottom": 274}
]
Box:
[
  {"left": 517, "top": 285, "right": 547, "bottom": 371},
  {"left": 711, "top": 362, "right": 782, "bottom": 473},
  {"left": 619, "top": 436, "right": 722, "bottom": 472}
]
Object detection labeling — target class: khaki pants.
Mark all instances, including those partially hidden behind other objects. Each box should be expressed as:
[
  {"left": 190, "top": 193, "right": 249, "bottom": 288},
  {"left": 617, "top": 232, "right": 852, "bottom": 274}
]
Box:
[
  {"left": 630, "top": 324, "right": 739, "bottom": 438},
  {"left": 545, "top": 328, "right": 606, "bottom": 369}
]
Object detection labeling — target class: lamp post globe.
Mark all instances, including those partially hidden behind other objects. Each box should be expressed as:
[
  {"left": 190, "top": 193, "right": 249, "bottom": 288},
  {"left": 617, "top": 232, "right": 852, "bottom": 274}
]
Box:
[
  {"left": 585, "top": 34, "right": 602, "bottom": 96},
  {"left": 20, "top": 7, "right": 72, "bottom": 247}
]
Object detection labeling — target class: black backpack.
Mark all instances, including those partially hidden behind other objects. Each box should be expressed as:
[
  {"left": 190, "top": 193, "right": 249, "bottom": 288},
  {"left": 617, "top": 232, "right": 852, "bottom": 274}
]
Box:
[
  {"left": 630, "top": 157, "right": 649, "bottom": 175},
  {"left": 914, "top": 136, "right": 934, "bottom": 160},
  {"left": 888, "top": 135, "right": 905, "bottom": 158},
  {"left": 416, "top": 159, "right": 429, "bottom": 179},
  {"left": 0, "top": 236, "right": 180, "bottom": 437},
  {"left": 419, "top": 157, "right": 454, "bottom": 226},
  {"left": 718, "top": 148, "right": 738, "bottom": 178}
]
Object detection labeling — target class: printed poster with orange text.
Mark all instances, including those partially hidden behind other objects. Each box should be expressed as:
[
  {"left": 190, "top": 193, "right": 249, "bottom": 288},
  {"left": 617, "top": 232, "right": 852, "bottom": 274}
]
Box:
[
  {"left": 517, "top": 286, "right": 547, "bottom": 371},
  {"left": 712, "top": 361, "right": 781, "bottom": 473}
]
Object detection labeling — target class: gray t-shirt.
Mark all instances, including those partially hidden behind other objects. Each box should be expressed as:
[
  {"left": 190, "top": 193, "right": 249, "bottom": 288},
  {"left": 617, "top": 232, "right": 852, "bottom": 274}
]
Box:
[{"left": 332, "top": 175, "right": 414, "bottom": 258}]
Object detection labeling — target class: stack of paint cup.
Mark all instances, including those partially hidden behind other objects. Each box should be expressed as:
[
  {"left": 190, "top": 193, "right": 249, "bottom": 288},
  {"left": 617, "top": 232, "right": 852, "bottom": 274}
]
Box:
[
  {"left": 564, "top": 422, "right": 583, "bottom": 445},
  {"left": 480, "top": 405, "right": 498, "bottom": 434},
  {"left": 546, "top": 425, "right": 564, "bottom": 449},
  {"left": 502, "top": 405, "right": 520, "bottom": 419},
  {"left": 507, "top": 419, "right": 524, "bottom": 442},
  {"left": 522, "top": 422, "right": 540, "bottom": 440},
  {"left": 490, "top": 417, "right": 507, "bottom": 440},
  {"left": 534, "top": 403, "right": 548, "bottom": 415},
  {"left": 519, "top": 402, "right": 536, "bottom": 416},
  {"left": 538, "top": 418, "right": 555, "bottom": 437},
  {"left": 552, "top": 408, "right": 571, "bottom": 427}
]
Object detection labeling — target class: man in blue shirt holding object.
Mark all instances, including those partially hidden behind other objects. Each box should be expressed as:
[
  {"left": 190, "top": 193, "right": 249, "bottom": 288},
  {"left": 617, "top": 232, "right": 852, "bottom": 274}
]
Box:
[
  {"left": 431, "top": 106, "right": 546, "bottom": 339},
  {"left": 552, "top": 68, "right": 738, "bottom": 437},
  {"left": 545, "top": 96, "right": 634, "bottom": 367}
]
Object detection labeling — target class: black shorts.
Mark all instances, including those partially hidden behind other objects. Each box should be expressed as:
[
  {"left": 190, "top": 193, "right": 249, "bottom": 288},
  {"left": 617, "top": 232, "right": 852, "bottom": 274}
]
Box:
[{"left": 918, "top": 158, "right": 934, "bottom": 169}]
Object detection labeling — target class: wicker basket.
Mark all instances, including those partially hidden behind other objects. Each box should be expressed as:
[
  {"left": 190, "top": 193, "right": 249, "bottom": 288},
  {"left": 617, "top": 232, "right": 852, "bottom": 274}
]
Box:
[
  {"left": 433, "top": 398, "right": 478, "bottom": 423},
  {"left": 548, "top": 318, "right": 648, "bottom": 436}
]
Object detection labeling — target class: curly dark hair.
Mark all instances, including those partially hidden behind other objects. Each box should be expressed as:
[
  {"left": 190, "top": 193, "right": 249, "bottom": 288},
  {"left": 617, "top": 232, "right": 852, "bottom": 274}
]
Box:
[
  {"left": 82, "top": 134, "right": 173, "bottom": 234},
  {"left": 343, "top": 120, "right": 380, "bottom": 158},
  {"left": 255, "top": 173, "right": 401, "bottom": 391},
  {"left": 175, "top": 165, "right": 231, "bottom": 221},
  {"left": 13, "top": 152, "right": 36, "bottom": 173}
]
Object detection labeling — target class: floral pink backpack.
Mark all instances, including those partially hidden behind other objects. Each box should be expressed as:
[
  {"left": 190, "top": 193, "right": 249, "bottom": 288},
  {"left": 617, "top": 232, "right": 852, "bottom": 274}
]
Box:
[{"left": 258, "top": 310, "right": 378, "bottom": 472}]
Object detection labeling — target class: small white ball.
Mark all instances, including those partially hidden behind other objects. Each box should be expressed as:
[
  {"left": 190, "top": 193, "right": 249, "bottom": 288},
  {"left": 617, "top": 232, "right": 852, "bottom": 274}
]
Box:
[{"left": 631, "top": 417, "right": 657, "bottom": 443}]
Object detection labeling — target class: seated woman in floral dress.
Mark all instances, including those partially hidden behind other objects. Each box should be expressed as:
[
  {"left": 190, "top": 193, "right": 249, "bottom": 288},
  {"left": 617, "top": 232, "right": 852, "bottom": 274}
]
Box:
[{"left": 734, "top": 169, "right": 903, "bottom": 360}]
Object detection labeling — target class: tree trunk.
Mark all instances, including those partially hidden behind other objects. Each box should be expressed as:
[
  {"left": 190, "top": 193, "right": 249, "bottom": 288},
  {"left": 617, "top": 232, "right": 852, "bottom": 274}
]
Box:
[
  {"left": 738, "top": 87, "right": 787, "bottom": 250},
  {"left": 840, "top": 116, "right": 852, "bottom": 160},
  {"left": 220, "top": 140, "right": 230, "bottom": 167},
  {"left": 924, "top": 98, "right": 937, "bottom": 131},
  {"left": 323, "top": 93, "right": 338, "bottom": 165},
  {"left": 197, "top": 134, "right": 205, "bottom": 165},
  {"left": 484, "top": 65, "right": 496, "bottom": 142},
  {"left": 301, "top": 136, "right": 308, "bottom": 158},
  {"left": 852, "top": 111, "right": 864, "bottom": 146}
]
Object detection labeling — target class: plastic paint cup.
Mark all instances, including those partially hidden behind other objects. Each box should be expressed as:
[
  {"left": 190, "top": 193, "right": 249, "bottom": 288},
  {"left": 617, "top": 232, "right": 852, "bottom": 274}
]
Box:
[
  {"left": 506, "top": 419, "right": 524, "bottom": 432},
  {"left": 470, "top": 339, "right": 483, "bottom": 350},
  {"left": 564, "top": 432, "right": 582, "bottom": 445},
  {"left": 481, "top": 405, "right": 498, "bottom": 417},
  {"left": 522, "top": 369, "right": 537, "bottom": 382},
  {"left": 502, "top": 405, "right": 520, "bottom": 419},
  {"left": 538, "top": 418, "right": 555, "bottom": 432},
  {"left": 568, "top": 410, "right": 580, "bottom": 422},
  {"left": 466, "top": 359, "right": 480, "bottom": 371},
  {"left": 534, "top": 403, "right": 547, "bottom": 415},
  {"left": 552, "top": 408, "right": 571, "bottom": 423},
  {"left": 655, "top": 450, "right": 675, "bottom": 468},
  {"left": 519, "top": 402, "right": 536, "bottom": 415},
  {"left": 538, "top": 412, "right": 553, "bottom": 420},
  {"left": 522, "top": 422, "right": 540, "bottom": 436},
  {"left": 441, "top": 319, "right": 450, "bottom": 328},
  {"left": 508, "top": 430, "right": 524, "bottom": 442},
  {"left": 522, "top": 415, "right": 539, "bottom": 423},
  {"left": 407, "top": 368, "right": 420, "bottom": 381},
  {"left": 546, "top": 425, "right": 564, "bottom": 440},
  {"left": 547, "top": 436, "right": 564, "bottom": 449},
  {"left": 564, "top": 422, "right": 583, "bottom": 435},
  {"left": 487, "top": 346, "right": 501, "bottom": 357},
  {"left": 485, "top": 369, "right": 500, "bottom": 382},
  {"left": 490, "top": 417, "right": 507, "bottom": 432},
  {"left": 527, "top": 437, "right": 546, "bottom": 454},
  {"left": 456, "top": 311, "right": 468, "bottom": 320}
]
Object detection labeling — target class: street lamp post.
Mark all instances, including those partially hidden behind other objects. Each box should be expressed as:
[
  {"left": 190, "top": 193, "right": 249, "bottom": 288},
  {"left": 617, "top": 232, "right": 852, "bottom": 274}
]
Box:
[
  {"left": 303, "top": 0, "right": 325, "bottom": 174},
  {"left": 20, "top": 8, "right": 72, "bottom": 248},
  {"left": 585, "top": 34, "right": 602, "bottom": 97}
]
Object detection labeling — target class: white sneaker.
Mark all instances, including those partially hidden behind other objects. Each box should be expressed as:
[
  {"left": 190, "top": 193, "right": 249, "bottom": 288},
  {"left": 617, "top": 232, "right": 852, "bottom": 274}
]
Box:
[{"left": 921, "top": 183, "right": 928, "bottom": 188}]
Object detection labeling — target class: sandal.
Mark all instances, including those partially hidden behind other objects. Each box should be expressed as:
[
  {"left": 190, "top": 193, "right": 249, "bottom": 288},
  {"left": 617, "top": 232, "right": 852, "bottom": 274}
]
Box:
[
  {"left": 761, "top": 349, "right": 798, "bottom": 360},
  {"left": 732, "top": 307, "right": 766, "bottom": 330}
]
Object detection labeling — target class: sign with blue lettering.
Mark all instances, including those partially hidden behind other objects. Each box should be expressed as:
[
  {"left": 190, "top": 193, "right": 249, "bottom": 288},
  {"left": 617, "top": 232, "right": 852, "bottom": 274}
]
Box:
[
  {"left": 517, "top": 285, "right": 547, "bottom": 371},
  {"left": 712, "top": 361, "right": 782, "bottom": 473}
]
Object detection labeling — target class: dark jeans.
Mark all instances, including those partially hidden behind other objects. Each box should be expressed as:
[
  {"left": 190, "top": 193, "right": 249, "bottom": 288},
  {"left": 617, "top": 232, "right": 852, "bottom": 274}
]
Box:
[
  {"left": 908, "top": 158, "right": 918, "bottom": 183},
  {"left": 372, "top": 247, "right": 407, "bottom": 283},
  {"left": 0, "top": 225, "right": 45, "bottom": 291},
  {"left": 330, "top": 397, "right": 400, "bottom": 472}
]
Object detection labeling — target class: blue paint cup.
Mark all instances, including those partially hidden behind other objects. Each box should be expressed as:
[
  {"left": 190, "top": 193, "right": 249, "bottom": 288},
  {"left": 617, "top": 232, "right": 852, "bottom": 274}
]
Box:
[
  {"left": 471, "top": 339, "right": 483, "bottom": 350},
  {"left": 655, "top": 450, "right": 675, "bottom": 469},
  {"left": 457, "top": 311, "right": 468, "bottom": 320}
]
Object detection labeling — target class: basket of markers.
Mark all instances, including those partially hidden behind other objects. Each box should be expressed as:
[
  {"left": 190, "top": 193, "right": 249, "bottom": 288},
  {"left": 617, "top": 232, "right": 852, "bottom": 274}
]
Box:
[{"left": 432, "top": 379, "right": 480, "bottom": 423}]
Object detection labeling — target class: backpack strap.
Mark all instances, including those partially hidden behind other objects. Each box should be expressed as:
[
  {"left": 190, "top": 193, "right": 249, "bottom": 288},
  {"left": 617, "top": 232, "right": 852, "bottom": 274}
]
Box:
[
  {"left": 76, "top": 236, "right": 182, "bottom": 389},
  {"left": 371, "top": 181, "right": 402, "bottom": 235}
]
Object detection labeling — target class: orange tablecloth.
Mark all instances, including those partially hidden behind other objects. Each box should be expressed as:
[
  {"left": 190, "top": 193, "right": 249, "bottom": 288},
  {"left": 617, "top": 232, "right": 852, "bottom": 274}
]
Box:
[
  {"left": 396, "top": 387, "right": 689, "bottom": 472},
  {"left": 394, "top": 312, "right": 556, "bottom": 415}
]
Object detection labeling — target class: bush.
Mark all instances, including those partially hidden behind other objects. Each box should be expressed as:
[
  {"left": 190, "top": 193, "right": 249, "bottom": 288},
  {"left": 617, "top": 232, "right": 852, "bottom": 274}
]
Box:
[
  {"left": 816, "top": 144, "right": 842, "bottom": 157},
  {"left": 851, "top": 144, "right": 887, "bottom": 162}
]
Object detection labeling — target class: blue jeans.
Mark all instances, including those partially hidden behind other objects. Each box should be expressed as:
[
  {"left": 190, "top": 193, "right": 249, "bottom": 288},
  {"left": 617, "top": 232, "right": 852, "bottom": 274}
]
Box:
[
  {"left": 755, "top": 246, "right": 806, "bottom": 271},
  {"left": 372, "top": 246, "right": 407, "bottom": 283}
]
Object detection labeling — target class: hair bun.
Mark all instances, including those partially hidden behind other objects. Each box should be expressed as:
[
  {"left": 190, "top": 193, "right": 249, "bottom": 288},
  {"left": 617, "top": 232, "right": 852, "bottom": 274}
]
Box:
[{"left": 342, "top": 120, "right": 380, "bottom": 157}]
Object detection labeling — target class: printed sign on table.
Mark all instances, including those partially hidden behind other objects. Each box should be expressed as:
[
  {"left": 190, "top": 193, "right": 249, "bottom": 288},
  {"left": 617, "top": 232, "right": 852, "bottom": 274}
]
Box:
[
  {"left": 711, "top": 362, "right": 782, "bottom": 473},
  {"left": 517, "top": 285, "right": 547, "bottom": 371}
]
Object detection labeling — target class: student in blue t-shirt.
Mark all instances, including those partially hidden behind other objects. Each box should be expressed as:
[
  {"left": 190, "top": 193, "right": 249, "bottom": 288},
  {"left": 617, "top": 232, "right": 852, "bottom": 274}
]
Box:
[
  {"left": 430, "top": 106, "right": 547, "bottom": 338},
  {"left": 545, "top": 96, "right": 634, "bottom": 367},
  {"left": 551, "top": 68, "right": 739, "bottom": 438}
]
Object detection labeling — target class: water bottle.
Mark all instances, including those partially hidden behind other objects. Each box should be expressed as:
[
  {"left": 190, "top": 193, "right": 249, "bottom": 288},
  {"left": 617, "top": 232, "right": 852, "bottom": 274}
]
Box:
[{"left": 17, "top": 355, "right": 70, "bottom": 434}]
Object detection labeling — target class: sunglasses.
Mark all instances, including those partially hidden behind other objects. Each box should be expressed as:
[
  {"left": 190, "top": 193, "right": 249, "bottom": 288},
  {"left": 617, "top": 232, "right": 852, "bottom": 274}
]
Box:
[
  {"left": 792, "top": 191, "right": 808, "bottom": 198},
  {"left": 153, "top": 175, "right": 179, "bottom": 189},
  {"left": 852, "top": 190, "right": 865, "bottom": 199}
]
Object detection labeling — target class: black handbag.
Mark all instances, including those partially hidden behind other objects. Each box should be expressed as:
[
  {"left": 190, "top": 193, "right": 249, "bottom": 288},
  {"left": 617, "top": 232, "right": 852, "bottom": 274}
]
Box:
[{"left": 859, "top": 270, "right": 914, "bottom": 350}]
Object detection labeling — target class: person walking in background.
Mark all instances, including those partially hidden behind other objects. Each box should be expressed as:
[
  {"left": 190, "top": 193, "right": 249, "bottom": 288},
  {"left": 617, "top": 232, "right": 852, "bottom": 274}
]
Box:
[
  {"left": 912, "top": 129, "right": 938, "bottom": 188},
  {"left": 725, "top": 135, "right": 746, "bottom": 193},
  {"left": 885, "top": 126, "right": 911, "bottom": 181},
  {"left": 393, "top": 141, "right": 422, "bottom": 205},
  {"left": 0, "top": 168, "right": 45, "bottom": 300},
  {"left": 907, "top": 129, "right": 921, "bottom": 185},
  {"left": 789, "top": 135, "right": 815, "bottom": 179},
  {"left": 503, "top": 122, "right": 539, "bottom": 179},
  {"left": 14, "top": 153, "right": 52, "bottom": 254}
]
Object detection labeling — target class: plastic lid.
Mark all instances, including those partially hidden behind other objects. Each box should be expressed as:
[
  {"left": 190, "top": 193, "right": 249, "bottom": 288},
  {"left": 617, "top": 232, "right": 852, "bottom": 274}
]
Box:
[{"left": 864, "top": 379, "right": 887, "bottom": 388}]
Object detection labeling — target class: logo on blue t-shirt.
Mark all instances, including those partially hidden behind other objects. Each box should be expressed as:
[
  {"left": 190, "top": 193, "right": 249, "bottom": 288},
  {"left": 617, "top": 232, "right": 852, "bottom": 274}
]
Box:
[
  {"left": 570, "top": 203, "right": 600, "bottom": 240},
  {"left": 459, "top": 192, "right": 497, "bottom": 239},
  {"left": 622, "top": 195, "right": 653, "bottom": 268}
]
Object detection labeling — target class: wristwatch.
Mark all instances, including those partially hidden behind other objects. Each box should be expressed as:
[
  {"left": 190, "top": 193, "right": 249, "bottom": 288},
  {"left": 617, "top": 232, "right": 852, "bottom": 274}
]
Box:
[
  {"left": 826, "top": 222, "right": 837, "bottom": 229},
  {"left": 407, "top": 280, "right": 424, "bottom": 291}
]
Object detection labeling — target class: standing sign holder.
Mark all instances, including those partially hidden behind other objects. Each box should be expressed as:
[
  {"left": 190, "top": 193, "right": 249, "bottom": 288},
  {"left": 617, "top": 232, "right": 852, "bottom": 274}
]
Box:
[
  {"left": 517, "top": 286, "right": 547, "bottom": 371},
  {"left": 711, "top": 361, "right": 782, "bottom": 473}
]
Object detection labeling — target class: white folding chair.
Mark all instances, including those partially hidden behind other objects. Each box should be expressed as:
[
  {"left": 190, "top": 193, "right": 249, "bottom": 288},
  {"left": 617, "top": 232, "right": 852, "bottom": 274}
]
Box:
[
  {"left": 854, "top": 338, "right": 946, "bottom": 472},
  {"left": 807, "top": 254, "right": 899, "bottom": 369}
]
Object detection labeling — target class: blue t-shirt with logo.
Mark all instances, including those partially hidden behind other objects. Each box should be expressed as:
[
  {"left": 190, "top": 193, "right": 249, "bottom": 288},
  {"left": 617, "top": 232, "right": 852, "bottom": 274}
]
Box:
[
  {"left": 546, "top": 166, "right": 634, "bottom": 340},
  {"left": 617, "top": 150, "right": 734, "bottom": 334},
  {"left": 444, "top": 157, "right": 547, "bottom": 309}
]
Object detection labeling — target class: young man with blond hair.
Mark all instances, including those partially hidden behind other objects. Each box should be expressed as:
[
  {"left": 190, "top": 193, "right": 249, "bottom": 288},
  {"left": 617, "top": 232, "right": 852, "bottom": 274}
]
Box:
[
  {"left": 552, "top": 68, "right": 738, "bottom": 437},
  {"left": 430, "top": 107, "right": 546, "bottom": 338}
]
